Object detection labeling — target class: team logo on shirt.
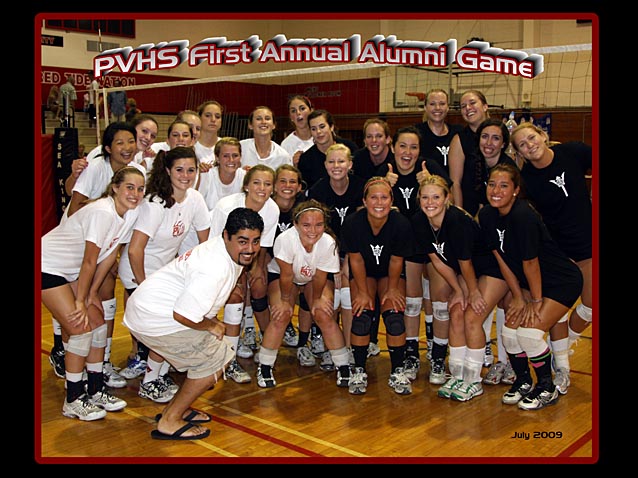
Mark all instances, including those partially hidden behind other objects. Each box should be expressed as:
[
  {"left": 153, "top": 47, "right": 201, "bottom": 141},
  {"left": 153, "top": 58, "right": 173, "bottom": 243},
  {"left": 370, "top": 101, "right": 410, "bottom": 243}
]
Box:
[
  {"left": 370, "top": 244, "right": 383, "bottom": 265},
  {"left": 300, "top": 265, "right": 313, "bottom": 278},
  {"left": 335, "top": 207, "right": 349, "bottom": 224},
  {"left": 172, "top": 220, "right": 185, "bottom": 237},
  {"left": 436, "top": 145, "right": 450, "bottom": 166},
  {"left": 497, "top": 229, "right": 506, "bottom": 253},
  {"left": 549, "top": 171, "right": 569, "bottom": 197},
  {"left": 177, "top": 249, "right": 193, "bottom": 262},
  {"left": 433, "top": 242, "right": 447, "bottom": 261},
  {"left": 108, "top": 236, "right": 119, "bottom": 250},
  {"left": 278, "top": 222, "right": 292, "bottom": 233},
  {"left": 399, "top": 187, "right": 414, "bottom": 210}
]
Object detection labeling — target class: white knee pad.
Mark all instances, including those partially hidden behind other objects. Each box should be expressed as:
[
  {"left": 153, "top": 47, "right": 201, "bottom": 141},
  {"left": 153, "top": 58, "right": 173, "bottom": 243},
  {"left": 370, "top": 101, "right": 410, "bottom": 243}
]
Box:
[
  {"left": 421, "top": 277, "right": 430, "bottom": 300},
  {"left": 67, "top": 331, "right": 93, "bottom": 357},
  {"left": 576, "top": 303, "right": 592, "bottom": 322},
  {"left": 223, "top": 303, "right": 244, "bottom": 326},
  {"left": 557, "top": 313, "right": 568, "bottom": 324},
  {"left": 405, "top": 297, "right": 422, "bottom": 317},
  {"left": 91, "top": 323, "right": 108, "bottom": 348},
  {"left": 340, "top": 287, "right": 352, "bottom": 310},
  {"left": 432, "top": 301, "right": 449, "bottom": 322},
  {"left": 501, "top": 326, "right": 523, "bottom": 354},
  {"left": 333, "top": 288, "right": 341, "bottom": 309},
  {"left": 102, "top": 298, "right": 116, "bottom": 321},
  {"left": 517, "top": 327, "right": 548, "bottom": 358}
]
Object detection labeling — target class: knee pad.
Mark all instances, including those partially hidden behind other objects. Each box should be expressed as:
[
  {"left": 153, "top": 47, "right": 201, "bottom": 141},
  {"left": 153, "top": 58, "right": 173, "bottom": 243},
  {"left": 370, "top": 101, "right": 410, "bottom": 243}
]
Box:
[
  {"left": 333, "top": 288, "right": 341, "bottom": 309},
  {"left": 351, "top": 309, "right": 373, "bottom": 336},
  {"left": 421, "top": 277, "right": 430, "bottom": 300},
  {"left": 340, "top": 287, "right": 352, "bottom": 310},
  {"left": 250, "top": 295, "right": 268, "bottom": 313},
  {"left": 516, "top": 327, "right": 548, "bottom": 358},
  {"left": 576, "top": 303, "right": 592, "bottom": 322},
  {"left": 223, "top": 303, "right": 244, "bottom": 326},
  {"left": 557, "top": 313, "right": 568, "bottom": 324},
  {"left": 382, "top": 309, "right": 406, "bottom": 336},
  {"left": 298, "top": 292, "right": 309, "bottom": 312},
  {"left": 102, "top": 298, "right": 116, "bottom": 321},
  {"left": 432, "top": 301, "right": 449, "bottom": 322},
  {"left": 91, "top": 323, "right": 107, "bottom": 348},
  {"left": 67, "top": 331, "right": 93, "bottom": 357},
  {"left": 405, "top": 297, "right": 422, "bottom": 317},
  {"left": 501, "top": 325, "right": 523, "bottom": 354}
]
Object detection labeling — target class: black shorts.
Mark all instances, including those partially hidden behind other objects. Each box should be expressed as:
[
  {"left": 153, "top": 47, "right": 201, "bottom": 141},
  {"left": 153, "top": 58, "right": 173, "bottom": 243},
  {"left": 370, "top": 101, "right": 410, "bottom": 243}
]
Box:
[
  {"left": 473, "top": 254, "right": 503, "bottom": 280},
  {"left": 41, "top": 272, "right": 68, "bottom": 290},
  {"left": 405, "top": 253, "right": 431, "bottom": 265}
]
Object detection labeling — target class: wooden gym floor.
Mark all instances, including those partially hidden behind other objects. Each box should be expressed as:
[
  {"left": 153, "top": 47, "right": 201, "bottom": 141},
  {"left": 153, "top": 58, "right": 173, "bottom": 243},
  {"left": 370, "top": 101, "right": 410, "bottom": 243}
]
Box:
[{"left": 37, "top": 279, "right": 596, "bottom": 464}]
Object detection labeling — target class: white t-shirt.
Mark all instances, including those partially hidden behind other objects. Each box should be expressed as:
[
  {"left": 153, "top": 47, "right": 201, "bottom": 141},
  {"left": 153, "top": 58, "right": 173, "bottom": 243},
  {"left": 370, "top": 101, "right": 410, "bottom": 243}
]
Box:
[
  {"left": 86, "top": 145, "right": 103, "bottom": 162},
  {"left": 209, "top": 193, "right": 278, "bottom": 248},
  {"left": 178, "top": 167, "right": 246, "bottom": 256},
  {"left": 194, "top": 141, "right": 216, "bottom": 165},
  {"left": 267, "top": 227, "right": 340, "bottom": 285},
  {"left": 197, "top": 167, "right": 246, "bottom": 211},
  {"left": 118, "top": 188, "right": 210, "bottom": 289},
  {"left": 42, "top": 196, "right": 139, "bottom": 282},
  {"left": 123, "top": 235, "right": 244, "bottom": 337},
  {"left": 72, "top": 157, "right": 145, "bottom": 200},
  {"left": 280, "top": 132, "right": 314, "bottom": 157},
  {"left": 239, "top": 139, "right": 293, "bottom": 170},
  {"left": 151, "top": 141, "right": 170, "bottom": 154}
]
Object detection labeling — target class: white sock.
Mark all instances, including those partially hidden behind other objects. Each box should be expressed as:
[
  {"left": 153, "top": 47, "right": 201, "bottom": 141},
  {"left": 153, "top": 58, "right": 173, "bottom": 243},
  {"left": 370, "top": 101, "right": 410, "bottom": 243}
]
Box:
[
  {"left": 143, "top": 357, "right": 163, "bottom": 384},
  {"left": 496, "top": 307, "right": 506, "bottom": 362},
  {"left": 463, "top": 348, "right": 485, "bottom": 383},
  {"left": 226, "top": 335, "right": 240, "bottom": 356},
  {"left": 159, "top": 360, "right": 171, "bottom": 377}
]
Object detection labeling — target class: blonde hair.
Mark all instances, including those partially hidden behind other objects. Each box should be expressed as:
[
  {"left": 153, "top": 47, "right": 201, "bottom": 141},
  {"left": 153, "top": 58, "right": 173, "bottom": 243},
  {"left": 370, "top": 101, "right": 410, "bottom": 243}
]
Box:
[
  {"left": 421, "top": 88, "right": 449, "bottom": 122},
  {"left": 418, "top": 175, "right": 454, "bottom": 205},
  {"left": 325, "top": 143, "right": 352, "bottom": 162}
]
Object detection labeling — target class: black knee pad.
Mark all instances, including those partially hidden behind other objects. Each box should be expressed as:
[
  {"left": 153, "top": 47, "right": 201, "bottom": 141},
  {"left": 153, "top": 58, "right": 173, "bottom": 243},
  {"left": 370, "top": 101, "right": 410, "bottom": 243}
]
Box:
[
  {"left": 351, "top": 309, "right": 374, "bottom": 336},
  {"left": 382, "top": 309, "right": 405, "bottom": 336},
  {"left": 298, "top": 292, "right": 309, "bottom": 312},
  {"left": 250, "top": 295, "right": 269, "bottom": 312}
]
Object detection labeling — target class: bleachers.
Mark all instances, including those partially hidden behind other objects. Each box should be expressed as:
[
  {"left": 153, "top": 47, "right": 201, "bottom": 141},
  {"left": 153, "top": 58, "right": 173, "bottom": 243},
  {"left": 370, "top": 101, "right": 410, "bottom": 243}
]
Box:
[{"left": 43, "top": 111, "right": 177, "bottom": 154}]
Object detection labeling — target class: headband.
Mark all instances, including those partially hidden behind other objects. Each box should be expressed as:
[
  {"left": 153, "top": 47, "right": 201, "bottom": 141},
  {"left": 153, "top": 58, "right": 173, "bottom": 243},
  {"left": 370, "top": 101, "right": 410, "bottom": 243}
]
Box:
[{"left": 294, "top": 206, "right": 324, "bottom": 220}]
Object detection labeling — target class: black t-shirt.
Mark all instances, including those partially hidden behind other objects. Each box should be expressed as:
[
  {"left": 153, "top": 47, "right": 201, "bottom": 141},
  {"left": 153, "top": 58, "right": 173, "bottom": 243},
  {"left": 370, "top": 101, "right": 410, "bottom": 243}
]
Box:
[
  {"left": 376, "top": 158, "right": 452, "bottom": 218},
  {"left": 298, "top": 137, "right": 359, "bottom": 190},
  {"left": 307, "top": 175, "right": 365, "bottom": 240},
  {"left": 456, "top": 125, "right": 485, "bottom": 217},
  {"left": 411, "top": 205, "right": 491, "bottom": 276},
  {"left": 269, "top": 194, "right": 304, "bottom": 257},
  {"left": 340, "top": 209, "right": 415, "bottom": 278},
  {"left": 520, "top": 142, "right": 592, "bottom": 261},
  {"left": 414, "top": 121, "right": 463, "bottom": 174},
  {"left": 352, "top": 148, "right": 394, "bottom": 181},
  {"left": 477, "top": 199, "right": 582, "bottom": 291}
]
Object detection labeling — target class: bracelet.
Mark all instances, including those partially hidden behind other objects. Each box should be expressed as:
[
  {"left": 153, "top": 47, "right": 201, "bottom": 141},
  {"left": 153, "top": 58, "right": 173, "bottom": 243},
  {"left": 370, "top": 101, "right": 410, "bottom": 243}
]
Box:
[{"left": 530, "top": 298, "right": 543, "bottom": 303}]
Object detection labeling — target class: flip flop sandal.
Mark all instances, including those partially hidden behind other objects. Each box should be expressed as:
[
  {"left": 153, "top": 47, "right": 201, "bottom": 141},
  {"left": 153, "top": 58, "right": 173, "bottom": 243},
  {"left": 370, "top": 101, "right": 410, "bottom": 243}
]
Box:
[
  {"left": 150, "top": 422, "right": 210, "bottom": 441},
  {"left": 154, "top": 408, "right": 212, "bottom": 423}
]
